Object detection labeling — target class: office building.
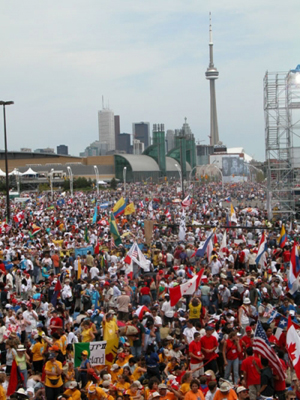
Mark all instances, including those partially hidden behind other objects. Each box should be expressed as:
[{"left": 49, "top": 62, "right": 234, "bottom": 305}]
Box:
[
  {"left": 133, "top": 139, "right": 144, "bottom": 155},
  {"left": 34, "top": 148, "right": 55, "bottom": 154},
  {"left": 114, "top": 115, "right": 120, "bottom": 150},
  {"left": 132, "top": 122, "right": 150, "bottom": 149},
  {"left": 118, "top": 133, "right": 131, "bottom": 153},
  {"left": 57, "top": 145, "right": 68, "bottom": 155},
  {"left": 166, "top": 130, "right": 175, "bottom": 152},
  {"left": 98, "top": 107, "right": 115, "bottom": 151}
]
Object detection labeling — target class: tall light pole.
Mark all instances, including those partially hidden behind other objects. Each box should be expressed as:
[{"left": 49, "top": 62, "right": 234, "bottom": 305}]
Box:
[
  {"left": 0, "top": 101, "right": 14, "bottom": 222},
  {"left": 94, "top": 165, "right": 99, "bottom": 196},
  {"left": 16, "top": 168, "right": 20, "bottom": 194},
  {"left": 67, "top": 166, "right": 73, "bottom": 197},
  {"left": 189, "top": 166, "right": 198, "bottom": 187},
  {"left": 211, "top": 161, "right": 223, "bottom": 190},
  {"left": 50, "top": 168, "right": 54, "bottom": 201},
  {"left": 123, "top": 167, "right": 127, "bottom": 194}
]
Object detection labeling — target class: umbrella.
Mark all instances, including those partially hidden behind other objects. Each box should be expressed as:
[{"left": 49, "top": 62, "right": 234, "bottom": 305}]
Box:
[{"left": 241, "top": 208, "right": 259, "bottom": 215}]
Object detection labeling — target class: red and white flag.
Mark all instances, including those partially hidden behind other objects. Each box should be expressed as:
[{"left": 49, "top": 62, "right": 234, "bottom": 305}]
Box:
[
  {"left": 287, "top": 316, "right": 300, "bottom": 379},
  {"left": 135, "top": 305, "right": 151, "bottom": 320},
  {"left": 165, "top": 209, "right": 172, "bottom": 221},
  {"left": 124, "top": 242, "right": 139, "bottom": 265},
  {"left": 219, "top": 231, "right": 227, "bottom": 254},
  {"left": 181, "top": 195, "right": 192, "bottom": 208},
  {"left": 169, "top": 269, "right": 204, "bottom": 306}
]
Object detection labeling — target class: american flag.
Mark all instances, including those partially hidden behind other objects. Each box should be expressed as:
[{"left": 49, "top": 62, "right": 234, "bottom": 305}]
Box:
[{"left": 253, "top": 321, "right": 286, "bottom": 380}]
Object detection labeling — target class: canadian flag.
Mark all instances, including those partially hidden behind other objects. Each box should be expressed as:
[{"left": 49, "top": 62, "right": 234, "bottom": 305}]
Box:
[
  {"left": 287, "top": 316, "right": 300, "bottom": 379},
  {"left": 169, "top": 269, "right": 204, "bottom": 306}
]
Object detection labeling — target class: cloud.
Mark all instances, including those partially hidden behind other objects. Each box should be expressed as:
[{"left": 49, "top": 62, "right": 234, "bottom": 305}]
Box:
[{"left": 0, "top": 0, "right": 299, "bottom": 160}]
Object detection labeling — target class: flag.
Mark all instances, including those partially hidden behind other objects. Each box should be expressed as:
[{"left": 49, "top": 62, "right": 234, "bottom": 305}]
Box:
[
  {"left": 169, "top": 269, "right": 204, "bottom": 306},
  {"left": 230, "top": 203, "right": 237, "bottom": 224},
  {"left": 278, "top": 225, "right": 287, "bottom": 248},
  {"left": 148, "top": 200, "right": 154, "bottom": 219},
  {"left": 178, "top": 209, "right": 186, "bottom": 241},
  {"left": 135, "top": 305, "right": 150, "bottom": 320},
  {"left": 7, "top": 360, "right": 24, "bottom": 397},
  {"left": 51, "top": 279, "right": 62, "bottom": 307},
  {"left": 77, "top": 259, "right": 82, "bottom": 280},
  {"left": 99, "top": 202, "right": 110, "bottom": 209},
  {"left": 195, "top": 231, "right": 214, "bottom": 258},
  {"left": 213, "top": 233, "right": 218, "bottom": 245},
  {"left": 182, "top": 194, "right": 192, "bottom": 208},
  {"left": 74, "top": 342, "right": 90, "bottom": 367},
  {"left": 109, "top": 212, "right": 122, "bottom": 246},
  {"left": 207, "top": 237, "right": 214, "bottom": 260},
  {"left": 84, "top": 226, "right": 89, "bottom": 243},
  {"left": 92, "top": 206, "right": 98, "bottom": 224},
  {"left": 253, "top": 321, "right": 286, "bottom": 381},
  {"left": 266, "top": 309, "right": 280, "bottom": 324},
  {"left": 124, "top": 202, "right": 135, "bottom": 215},
  {"left": 287, "top": 316, "right": 300, "bottom": 379},
  {"left": 165, "top": 209, "right": 172, "bottom": 221},
  {"left": 124, "top": 242, "right": 139, "bottom": 265},
  {"left": 224, "top": 196, "right": 231, "bottom": 202},
  {"left": 275, "top": 317, "right": 288, "bottom": 340},
  {"left": 219, "top": 231, "right": 227, "bottom": 255},
  {"left": 113, "top": 197, "right": 127, "bottom": 217},
  {"left": 289, "top": 242, "right": 300, "bottom": 294},
  {"left": 139, "top": 201, "right": 144, "bottom": 209},
  {"left": 256, "top": 232, "right": 268, "bottom": 266},
  {"left": 56, "top": 199, "right": 65, "bottom": 207}
]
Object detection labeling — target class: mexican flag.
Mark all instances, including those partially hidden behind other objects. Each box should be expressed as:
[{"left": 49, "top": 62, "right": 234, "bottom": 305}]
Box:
[{"left": 74, "top": 337, "right": 119, "bottom": 367}]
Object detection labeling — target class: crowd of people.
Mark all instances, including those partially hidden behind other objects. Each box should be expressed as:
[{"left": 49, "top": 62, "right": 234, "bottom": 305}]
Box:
[{"left": 0, "top": 180, "right": 299, "bottom": 400}]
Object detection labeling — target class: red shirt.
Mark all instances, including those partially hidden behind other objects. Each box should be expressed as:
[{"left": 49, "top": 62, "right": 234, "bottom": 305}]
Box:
[
  {"left": 283, "top": 250, "right": 291, "bottom": 262},
  {"left": 225, "top": 339, "right": 238, "bottom": 360},
  {"left": 240, "top": 335, "right": 252, "bottom": 349},
  {"left": 273, "top": 359, "right": 287, "bottom": 391},
  {"left": 200, "top": 335, "right": 218, "bottom": 360},
  {"left": 267, "top": 334, "right": 279, "bottom": 346},
  {"left": 241, "top": 356, "right": 262, "bottom": 386},
  {"left": 140, "top": 287, "right": 150, "bottom": 296},
  {"left": 189, "top": 340, "right": 202, "bottom": 364}
]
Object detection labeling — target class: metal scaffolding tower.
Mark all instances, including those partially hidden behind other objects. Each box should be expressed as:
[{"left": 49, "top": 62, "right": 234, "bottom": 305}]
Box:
[{"left": 264, "top": 67, "right": 300, "bottom": 219}]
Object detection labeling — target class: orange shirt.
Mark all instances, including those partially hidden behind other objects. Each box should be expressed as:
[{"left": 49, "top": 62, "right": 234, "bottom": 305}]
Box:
[
  {"left": 213, "top": 389, "right": 238, "bottom": 400},
  {"left": 184, "top": 390, "right": 205, "bottom": 400}
]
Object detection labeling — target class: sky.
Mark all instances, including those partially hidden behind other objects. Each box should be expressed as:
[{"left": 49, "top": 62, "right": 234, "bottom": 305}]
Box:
[{"left": 0, "top": 0, "right": 299, "bottom": 161}]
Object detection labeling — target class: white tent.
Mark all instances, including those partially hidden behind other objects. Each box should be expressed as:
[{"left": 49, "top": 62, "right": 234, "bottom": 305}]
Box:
[
  {"left": 21, "top": 168, "right": 37, "bottom": 175},
  {"left": 9, "top": 169, "right": 23, "bottom": 176},
  {"left": 98, "top": 180, "right": 107, "bottom": 185},
  {"left": 0, "top": 169, "right": 6, "bottom": 177}
]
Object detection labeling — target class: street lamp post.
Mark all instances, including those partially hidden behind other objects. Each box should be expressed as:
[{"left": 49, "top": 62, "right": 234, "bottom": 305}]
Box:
[
  {"left": 16, "top": 168, "right": 20, "bottom": 194},
  {"left": 0, "top": 101, "right": 14, "bottom": 222},
  {"left": 94, "top": 165, "right": 99, "bottom": 196},
  {"left": 50, "top": 168, "right": 54, "bottom": 201},
  {"left": 211, "top": 162, "right": 224, "bottom": 190},
  {"left": 123, "top": 167, "right": 127, "bottom": 194},
  {"left": 67, "top": 166, "right": 73, "bottom": 198}
]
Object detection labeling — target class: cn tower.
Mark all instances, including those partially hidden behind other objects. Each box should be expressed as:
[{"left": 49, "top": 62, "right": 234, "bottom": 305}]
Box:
[{"left": 205, "top": 12, "right": 219, "bottom": 146}]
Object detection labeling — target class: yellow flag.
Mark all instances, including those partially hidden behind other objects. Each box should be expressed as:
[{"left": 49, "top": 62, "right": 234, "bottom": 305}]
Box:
[
  {"left": 105, "top": 334, "right": 119, "bottom": 365},
  {"left": 77, "top": 259, "right": 81, "bottom": 280},
  {"left": 124, "top": 202, "right": 135, "bottom": 215}
]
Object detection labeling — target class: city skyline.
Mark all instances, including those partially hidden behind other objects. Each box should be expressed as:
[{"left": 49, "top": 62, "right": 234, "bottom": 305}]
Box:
[{"left": 1, "top": 1, "right": 299, "bottom": 161}]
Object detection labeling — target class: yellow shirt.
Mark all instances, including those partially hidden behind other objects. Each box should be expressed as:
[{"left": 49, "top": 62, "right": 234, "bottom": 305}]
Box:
[
  {"left": 189, "top": 302, "right": 202, "bottom": 319},
  {"left": 180, "top": 382, "right": 190, "bottom": 395},
  {"left": 116, "top": 381, "right": 130, "bottom": 395},
  {"left": 87, "top": 387, "right": 106, "bottom": 400},
  {"left": 0, "top": 385, "right": 6, "bottom": 400},
  {"left": 64, "top": 388, "right": 81, "bottom": 400},
  {"left": 32, "top": 342, "right": 45, "bottom": 361},
  {"left": 102, "top": 320, "right": 118, "bottom": 341},
  {"left": 59, "top": 334, "right": 67, "bottom": 355},
  {"left": 45, "top": 360, "right": 63, "bottom": 388},
  {"left": 111, "top": 368, "right": 123, "bottom": 383},
  {"left": 82, "top": 328, "right": 94, "bottom": 343},
  {"left": 132, "top": 367, "right": 144, "bottom": 381}
]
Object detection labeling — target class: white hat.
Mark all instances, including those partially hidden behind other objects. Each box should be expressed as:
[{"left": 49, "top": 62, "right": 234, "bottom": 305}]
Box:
[
  {"left": 151, "top": 392, "right": 161, "bottom": 398},
  {"left": 111, "top": 364, "right": 119, "bottom": 371},
  {"left": 236, "top": 386, "right": 247, "bottom": 394},
  {"left": 219, "top": 284, "right": 224, "bottom": 290},
  {"left": 220, "top": 382, "right": 231, "bottom": 392},
  {"left": 69, "top": 381, "right": 78, "bottom": 389},
  {"left": 243, "top": 298, "right": 251, "bottom": 304}
]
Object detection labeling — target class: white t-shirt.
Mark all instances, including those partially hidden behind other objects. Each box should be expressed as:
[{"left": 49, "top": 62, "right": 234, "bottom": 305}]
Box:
[
  {"left": 23, "top": 310, "right": 38, "bottom": 333},
  {"left": 161, "top": 301, "right": 175, "bottom": 318},
  {"left": 90, "top": 267, "right": 100, "bottom": 279},
  {"left": 183, "top": 326, "right": 196, "bottom": 344}
]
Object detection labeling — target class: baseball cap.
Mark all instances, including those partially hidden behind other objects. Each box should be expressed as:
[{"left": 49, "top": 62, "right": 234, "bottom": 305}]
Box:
[
  {"left": 158, "top": 383, "right": 168, "bottom": 389},
  {"left": 246, "top": 326, "right": 252, "bottom": 332},
  {"left": 82, "top": 350, "right": 89, "bottom": 356}
]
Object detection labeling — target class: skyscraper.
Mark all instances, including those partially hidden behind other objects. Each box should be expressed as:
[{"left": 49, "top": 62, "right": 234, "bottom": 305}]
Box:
[
  {"left": 98, "top": 107, "right": 115, "bottom": 151},
  {"left": 132, "top": 122, "right": 150, "bottom": 149},
  {"left": 114, "top": 115, "right": 120, "bottom": 150},
  {"left": 57, "top": 145, "right": 68, "bottom": 155},
  {"left": 205, "top": 13, "right": 219, "bottom": 146}
]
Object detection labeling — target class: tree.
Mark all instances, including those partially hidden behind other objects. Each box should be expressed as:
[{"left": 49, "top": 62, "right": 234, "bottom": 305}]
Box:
[{"left": 110, "top": 178, "right": 117, "bottom": 190}]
